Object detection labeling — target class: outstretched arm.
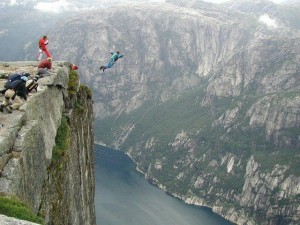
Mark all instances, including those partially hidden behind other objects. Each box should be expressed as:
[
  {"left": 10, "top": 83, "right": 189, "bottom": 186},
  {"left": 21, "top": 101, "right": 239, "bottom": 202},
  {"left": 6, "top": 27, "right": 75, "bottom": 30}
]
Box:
[{"left": 118, "top": 54, "right": 124, "bottom": 59}]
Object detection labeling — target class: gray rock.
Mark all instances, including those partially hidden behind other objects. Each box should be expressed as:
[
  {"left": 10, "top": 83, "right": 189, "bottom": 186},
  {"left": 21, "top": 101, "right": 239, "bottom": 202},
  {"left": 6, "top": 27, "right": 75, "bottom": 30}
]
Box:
[
  {"left": 0, "top": 215, "right": 39, "bottom": 225},
  {"left": 0, "top": 62, "right": 95, "bottom": 225}
]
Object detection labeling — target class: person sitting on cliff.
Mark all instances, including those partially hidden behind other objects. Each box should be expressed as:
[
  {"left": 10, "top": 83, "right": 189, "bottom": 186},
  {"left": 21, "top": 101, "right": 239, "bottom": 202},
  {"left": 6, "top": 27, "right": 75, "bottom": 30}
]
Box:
[
  {"left": 99, "top": 51, "right": 123, "bottom": 72},
  {"left": 37, "top": 57, "right": 53, "bottom": 77},
  {"left": 0, "top": 76, "right": 28, "bottom": 113}
]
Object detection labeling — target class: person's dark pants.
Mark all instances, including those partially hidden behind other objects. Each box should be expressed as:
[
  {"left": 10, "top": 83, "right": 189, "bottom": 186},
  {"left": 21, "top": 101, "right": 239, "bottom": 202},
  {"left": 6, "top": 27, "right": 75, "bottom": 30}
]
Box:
[{"left": 37, "top": 68, "right": 50, "bottom": 76}]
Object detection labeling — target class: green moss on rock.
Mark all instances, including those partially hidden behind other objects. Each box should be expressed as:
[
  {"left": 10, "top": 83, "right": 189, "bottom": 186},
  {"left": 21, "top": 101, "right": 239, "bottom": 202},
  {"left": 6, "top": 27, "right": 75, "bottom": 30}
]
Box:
[{"left": 0, "top": 194, "right": 44, "bottom": 224}]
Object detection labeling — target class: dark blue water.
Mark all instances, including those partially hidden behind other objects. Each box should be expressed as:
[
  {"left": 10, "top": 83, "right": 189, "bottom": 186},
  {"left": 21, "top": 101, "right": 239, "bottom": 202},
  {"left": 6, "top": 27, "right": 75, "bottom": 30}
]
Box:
[{"left": 95, "top": 145, "right": 234, "bottom": 225}]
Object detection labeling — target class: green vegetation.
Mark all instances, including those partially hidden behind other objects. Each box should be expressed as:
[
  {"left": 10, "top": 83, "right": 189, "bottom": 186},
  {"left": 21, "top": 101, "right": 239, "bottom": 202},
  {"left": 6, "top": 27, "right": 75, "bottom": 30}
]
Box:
[
  {"left": 0, "top": 194, "right": 43, "bottom": 224},
  {"left": 68, "top": 70, "right": 79, "bottom": 96},
  {"left": 79, "top": 84, "right": 92, "bottom": 99},
  {"left": 73, "top": 85, "right": 93, "bottom": 114},
  {"left": 253, "top": 149, "right": 300, "bottom": 176},
  {"left": 52, "top": 116, "right": 70, "bottom": 162},
  {"left": 95, "top": 80, "right": 210, "bottom": 146},
  {"left": 76, "top": 102, "right": 85, "bottom": 114}
]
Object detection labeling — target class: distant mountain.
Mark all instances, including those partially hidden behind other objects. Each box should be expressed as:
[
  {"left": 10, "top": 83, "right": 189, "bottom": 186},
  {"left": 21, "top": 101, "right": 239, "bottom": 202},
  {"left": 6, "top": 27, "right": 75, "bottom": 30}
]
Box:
[
  {"left": 0, "top": 9, "right": 75, "bottom": 61},
  {"left": 1, "top": 0, "right": 300, "bottom": 224},
  {"left": 25, "top": 1, "right": 299, "bottom": 224},
  {"left": 222, "top": 0, "right": 300, "bottom": 29}
]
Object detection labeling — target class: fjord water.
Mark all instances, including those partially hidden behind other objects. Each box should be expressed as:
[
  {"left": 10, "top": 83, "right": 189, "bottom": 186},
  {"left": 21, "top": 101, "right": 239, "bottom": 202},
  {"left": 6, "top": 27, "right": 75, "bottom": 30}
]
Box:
[{"left": 95, "top": 145, "right": 234, "bottom": 225}]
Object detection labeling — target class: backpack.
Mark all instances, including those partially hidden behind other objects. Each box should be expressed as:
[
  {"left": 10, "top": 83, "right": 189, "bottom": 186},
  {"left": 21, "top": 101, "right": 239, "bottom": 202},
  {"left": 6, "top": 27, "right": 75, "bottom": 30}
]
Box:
[
  {"left": 26, "top": 79, "right": 38, "bottom": 92},
  {"left": 10, "top": 80, "right": 23, "bottom": 91},
  {"left": 4, "top": 73, "right": 30, "bottom": 89},
  {"left": 4, "top": 74, "right": 22, "bottom": 89}
]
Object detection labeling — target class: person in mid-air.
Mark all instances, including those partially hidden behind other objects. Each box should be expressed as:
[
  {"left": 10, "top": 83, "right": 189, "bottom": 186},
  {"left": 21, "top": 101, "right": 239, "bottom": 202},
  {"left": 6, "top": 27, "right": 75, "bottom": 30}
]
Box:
[
  {"left": 37, "top": 35, "right": 52, "bottom": 61},
  {"left": 100, "top": 51, "right": 123, "bottom": 72}
]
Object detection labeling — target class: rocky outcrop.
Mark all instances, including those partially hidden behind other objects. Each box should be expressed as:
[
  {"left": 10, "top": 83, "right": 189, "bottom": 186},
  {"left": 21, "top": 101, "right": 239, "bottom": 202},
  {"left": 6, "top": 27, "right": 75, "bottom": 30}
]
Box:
[
  {"left": 19, "top": 1, "right": 299, "bottom": 224},
  {"left": 0, "top": 62, "right": 95, "bottom": 225},
  {"left": 0, "top": 214, "right": 39, "bottom": 225}
]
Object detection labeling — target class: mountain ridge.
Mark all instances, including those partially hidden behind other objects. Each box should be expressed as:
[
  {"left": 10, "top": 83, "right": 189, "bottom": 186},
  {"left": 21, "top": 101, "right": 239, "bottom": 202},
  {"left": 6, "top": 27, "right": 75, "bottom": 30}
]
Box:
[{"left": 0, "top": 1, "right": 299, "bottom": 224}]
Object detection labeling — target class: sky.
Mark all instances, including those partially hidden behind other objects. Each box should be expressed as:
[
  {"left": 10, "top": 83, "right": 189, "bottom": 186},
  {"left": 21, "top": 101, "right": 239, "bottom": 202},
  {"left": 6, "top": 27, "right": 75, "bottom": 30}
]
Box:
[
  {"left": 203, "top": 0, "right": 294, "bottom": 3},
  {"left": 0, "top": 0, "right": 298, "bottom": 13}
]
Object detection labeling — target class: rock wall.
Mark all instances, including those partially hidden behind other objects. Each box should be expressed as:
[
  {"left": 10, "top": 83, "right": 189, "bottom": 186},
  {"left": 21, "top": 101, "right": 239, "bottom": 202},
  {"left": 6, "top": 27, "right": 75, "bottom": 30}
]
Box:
[
  {"left": 18, "top": 1, "right": 299, "bottom": 224},
  {"left": 61, "top": 3, "right": 298, "bottom": 225},
  {"left": 0, "top": 62, "right": 95, "bottom": 225}
]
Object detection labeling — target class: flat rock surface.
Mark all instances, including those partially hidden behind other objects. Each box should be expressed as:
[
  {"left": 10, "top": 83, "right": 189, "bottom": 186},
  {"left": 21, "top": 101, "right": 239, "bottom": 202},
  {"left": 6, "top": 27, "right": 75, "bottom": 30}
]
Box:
[{"left": 0, "top": 61, "right": 62, "bottom": 131}]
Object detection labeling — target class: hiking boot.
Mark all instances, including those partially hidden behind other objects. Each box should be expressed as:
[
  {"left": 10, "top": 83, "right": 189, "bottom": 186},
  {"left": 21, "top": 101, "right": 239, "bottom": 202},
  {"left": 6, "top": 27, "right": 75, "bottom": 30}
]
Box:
[{"left": 0, "top": 104, "right": 4, "bottom": 112}]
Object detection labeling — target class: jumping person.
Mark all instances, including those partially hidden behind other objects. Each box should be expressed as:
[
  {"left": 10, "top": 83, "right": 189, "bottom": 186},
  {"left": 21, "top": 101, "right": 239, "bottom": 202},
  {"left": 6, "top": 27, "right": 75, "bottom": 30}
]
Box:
[
  {"left": 99, "top": 51, "right": 123, "bottom": 72},
  {"left": 37, "top": 35, "right": 52, "bottom": 61}
]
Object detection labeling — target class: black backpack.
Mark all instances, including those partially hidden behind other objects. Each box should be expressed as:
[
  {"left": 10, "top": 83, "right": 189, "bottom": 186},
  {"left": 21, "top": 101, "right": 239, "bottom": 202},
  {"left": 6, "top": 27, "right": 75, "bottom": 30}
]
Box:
[
  {"left": 4, "top": 73, "right": 30, "bottom": 89},
  {"left": 4, "top": 74, "right": 22, "bottom": 89}
]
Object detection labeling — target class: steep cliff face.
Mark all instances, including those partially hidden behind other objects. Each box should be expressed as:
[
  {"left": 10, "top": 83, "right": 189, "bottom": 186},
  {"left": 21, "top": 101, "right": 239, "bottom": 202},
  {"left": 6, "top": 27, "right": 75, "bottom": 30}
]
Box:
[
  {"left": 0, "top": 62, "right": 95, "bottom": 225},
  {"left": 48, "top": 2, "right": 254, "bottom": 118},
  {"left": 20, "top": 1, "right": 299, "bottom": 224}
]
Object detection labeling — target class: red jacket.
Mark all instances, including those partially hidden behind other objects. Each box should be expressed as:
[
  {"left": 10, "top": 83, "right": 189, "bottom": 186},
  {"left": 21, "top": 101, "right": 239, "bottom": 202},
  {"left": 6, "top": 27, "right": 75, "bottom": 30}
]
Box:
[
  {"left": 38, "top": 59, "right": 52, "bottom": 69},
  {"left": 39, "top": 38, "right": 48, "bottom": 50}
]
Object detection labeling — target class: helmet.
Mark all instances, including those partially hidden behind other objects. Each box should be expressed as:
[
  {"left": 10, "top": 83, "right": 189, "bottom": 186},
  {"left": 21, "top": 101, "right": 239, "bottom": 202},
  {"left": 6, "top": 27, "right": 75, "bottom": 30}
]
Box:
[{"left": 21, "top": 76, "right": 28, "bottom": 82}]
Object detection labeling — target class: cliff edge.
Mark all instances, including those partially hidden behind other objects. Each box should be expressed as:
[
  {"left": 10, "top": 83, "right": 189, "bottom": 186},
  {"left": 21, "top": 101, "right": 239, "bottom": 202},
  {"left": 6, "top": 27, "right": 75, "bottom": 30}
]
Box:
[{"left": 0, "top": 61, "right": 95, "bottom": 225}]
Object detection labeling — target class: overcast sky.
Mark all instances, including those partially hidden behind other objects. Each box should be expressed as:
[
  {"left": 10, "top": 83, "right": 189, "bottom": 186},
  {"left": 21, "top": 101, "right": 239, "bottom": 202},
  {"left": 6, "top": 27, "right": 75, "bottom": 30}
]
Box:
[
  {"left": 204, "top": 0, "right": 295, "bottom": 3},
  {"left": 0, "top": 0, "right": 298, "bottom": 13}
]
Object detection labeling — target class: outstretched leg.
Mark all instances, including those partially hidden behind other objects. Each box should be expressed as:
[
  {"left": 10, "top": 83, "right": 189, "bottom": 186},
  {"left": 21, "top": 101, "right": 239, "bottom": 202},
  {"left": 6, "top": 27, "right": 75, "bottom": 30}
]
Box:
[{"left": 106, "top": 60, "right": 115, "bottom": 69}]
